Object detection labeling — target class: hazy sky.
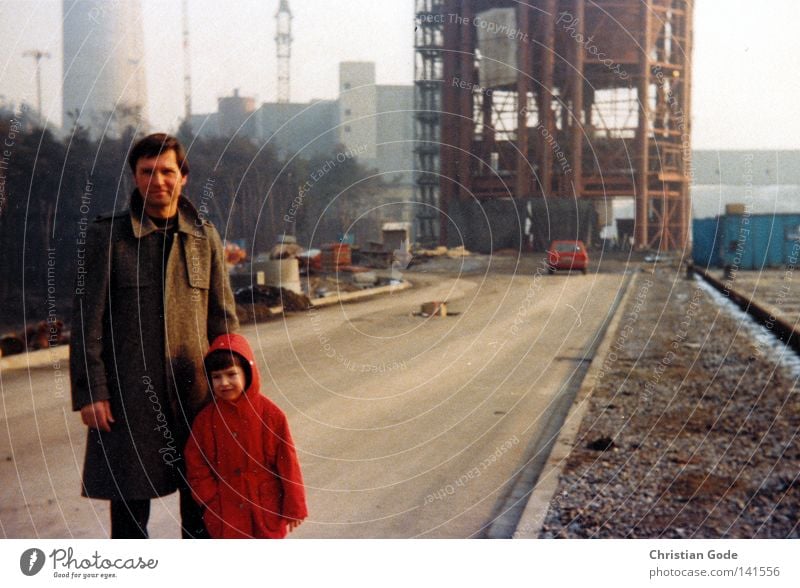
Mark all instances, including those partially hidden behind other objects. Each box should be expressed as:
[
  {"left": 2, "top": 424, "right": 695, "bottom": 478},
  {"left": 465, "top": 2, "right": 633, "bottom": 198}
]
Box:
[{"left": 1, "top": 0, "right": 798, "bottom": 150}]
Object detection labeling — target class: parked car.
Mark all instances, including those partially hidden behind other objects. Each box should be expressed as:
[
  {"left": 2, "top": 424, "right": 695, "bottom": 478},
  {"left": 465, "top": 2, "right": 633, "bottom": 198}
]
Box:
[{"left": 547, "top": 240, "right": 589, "bottom": 274}]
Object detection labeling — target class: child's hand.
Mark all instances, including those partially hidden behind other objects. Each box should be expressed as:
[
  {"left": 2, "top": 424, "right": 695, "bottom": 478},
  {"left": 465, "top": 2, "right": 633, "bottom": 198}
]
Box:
[{"left": 286, "top": 518, "right": 304, "bottom": 533}]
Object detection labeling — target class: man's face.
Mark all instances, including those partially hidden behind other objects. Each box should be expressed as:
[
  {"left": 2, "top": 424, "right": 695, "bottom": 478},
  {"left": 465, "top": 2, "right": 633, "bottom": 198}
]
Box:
[{"left": 134, "top": 149, "right": 188, "bottom": 218}]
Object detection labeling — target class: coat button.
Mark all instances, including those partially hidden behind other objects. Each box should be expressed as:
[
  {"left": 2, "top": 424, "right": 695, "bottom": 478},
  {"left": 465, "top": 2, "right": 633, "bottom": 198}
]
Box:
[
  {"left": 232, "top": 432, "right": 238, "bottom": 438},
  {"left": 234, "top": 468, "right": 241, "bottom": 476}
]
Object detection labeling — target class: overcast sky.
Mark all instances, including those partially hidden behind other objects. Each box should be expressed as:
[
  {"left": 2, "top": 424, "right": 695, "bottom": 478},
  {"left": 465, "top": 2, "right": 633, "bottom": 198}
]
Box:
[{"left": 1, "top": 0, "right": 798, "bottom": 150}]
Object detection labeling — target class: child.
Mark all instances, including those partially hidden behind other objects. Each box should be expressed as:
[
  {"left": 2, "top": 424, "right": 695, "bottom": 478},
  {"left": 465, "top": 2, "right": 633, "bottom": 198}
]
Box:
[{"left": 184, "top": 333, "right": 307, "bottom": 538}]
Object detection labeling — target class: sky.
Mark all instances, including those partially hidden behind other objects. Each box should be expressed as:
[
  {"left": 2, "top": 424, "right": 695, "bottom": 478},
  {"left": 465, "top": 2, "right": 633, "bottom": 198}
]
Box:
[{"left": 0, "top": 0, "right": 798, "bottom": 150}]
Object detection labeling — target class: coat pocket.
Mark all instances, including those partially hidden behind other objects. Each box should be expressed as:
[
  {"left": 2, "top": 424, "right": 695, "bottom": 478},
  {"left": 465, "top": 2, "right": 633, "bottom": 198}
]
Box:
[
  {"left": 256, "top": 477, "right": 284, "bottom": 534},
  {"left": 203, "top": 494, "right": 224, "bottom": 538}
]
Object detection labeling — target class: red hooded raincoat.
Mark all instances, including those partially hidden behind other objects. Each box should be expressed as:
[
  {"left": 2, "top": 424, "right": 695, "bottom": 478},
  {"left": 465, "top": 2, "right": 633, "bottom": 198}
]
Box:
[{"left": 184, "top": 333, "right": 307, "bottom": 538}]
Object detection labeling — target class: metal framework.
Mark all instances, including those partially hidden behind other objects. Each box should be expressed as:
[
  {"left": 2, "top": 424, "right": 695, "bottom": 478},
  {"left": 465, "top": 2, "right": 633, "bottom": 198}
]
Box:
[
  {"left": 414, "top": 0, "right": 446, "bottom": 246},
  {"left": 438, "top": 0, "right": 693, "bottom": 250},
  {"left": 182, "top": 0, "right": 192, "bottom": 122},
  {"left": 275, "top": 0, "right": 293, "bottom": 104}
]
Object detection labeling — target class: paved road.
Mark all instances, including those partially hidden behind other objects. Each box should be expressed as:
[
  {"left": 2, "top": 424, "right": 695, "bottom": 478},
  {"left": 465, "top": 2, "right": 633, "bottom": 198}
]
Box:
[{"left": 0, "top": 259, "right": 627, "bottom": 538}]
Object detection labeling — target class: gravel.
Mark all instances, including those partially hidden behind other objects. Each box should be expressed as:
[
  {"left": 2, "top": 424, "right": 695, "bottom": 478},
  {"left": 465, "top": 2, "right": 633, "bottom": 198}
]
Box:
[{"left": 540, "top": 266, "right": 800, "bottom": 538}]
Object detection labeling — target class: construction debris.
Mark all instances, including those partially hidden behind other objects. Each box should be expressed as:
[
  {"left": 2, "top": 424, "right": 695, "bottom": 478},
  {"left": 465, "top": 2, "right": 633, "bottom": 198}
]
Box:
[
  {"left": 0, "top": 320, "right": 69, "bottom": 357},
  {"left": 420, "top": 301, "right": 447, "bottom": 317},
  {"left": 415, "top": 245, "right": 471, "bottom": 258},
  {"left": 234, "top": 285, "right": 312, "bottom": 313}
]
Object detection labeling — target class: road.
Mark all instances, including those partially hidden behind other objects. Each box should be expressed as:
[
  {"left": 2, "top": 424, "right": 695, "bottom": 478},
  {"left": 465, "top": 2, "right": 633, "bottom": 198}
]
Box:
[{"left": 0, "top": 257, "right": 628, "bottom": 538}]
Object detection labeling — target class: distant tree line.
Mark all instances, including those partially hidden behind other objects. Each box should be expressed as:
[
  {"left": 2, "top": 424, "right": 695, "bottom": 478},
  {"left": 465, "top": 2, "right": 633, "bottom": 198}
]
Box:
[{"left": 0, "top": 115, "right": 382, "bottom": 332}]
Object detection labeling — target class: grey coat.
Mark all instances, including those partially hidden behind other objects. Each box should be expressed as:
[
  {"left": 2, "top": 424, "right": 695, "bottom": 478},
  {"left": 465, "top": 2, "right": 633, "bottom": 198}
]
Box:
[{"left": 70, "top": 190, "right": 239, "bottom": 500}]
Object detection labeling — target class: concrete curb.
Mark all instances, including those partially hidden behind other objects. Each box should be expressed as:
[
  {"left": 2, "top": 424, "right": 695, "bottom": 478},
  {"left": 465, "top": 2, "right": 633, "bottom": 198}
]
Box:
[
  {"left": 0, "top": 344, "right": 69, "bottom": 372},
  {"left": 309, "top": 279, "right": 412, "bottom": 308},
  {"left": 695, "top": 267, "right": 800, "bottom": 352},
  {"left": 1, "top": 282, "right": 414, "bottom": 371},
  {"left": 511, "top": 272, "right": 640, "bottom": 538}
]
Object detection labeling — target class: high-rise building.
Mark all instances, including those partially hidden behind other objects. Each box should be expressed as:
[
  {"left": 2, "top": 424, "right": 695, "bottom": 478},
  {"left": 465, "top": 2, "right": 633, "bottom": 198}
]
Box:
[
  {"left": 338, "top": 62, "right": 414, "bottom": 184},
  {"left": 62, "top": 0, "right": 148, "bottom": 137},
  {"left": 338, "top": 62, "right": 378, "bottom": 166}
]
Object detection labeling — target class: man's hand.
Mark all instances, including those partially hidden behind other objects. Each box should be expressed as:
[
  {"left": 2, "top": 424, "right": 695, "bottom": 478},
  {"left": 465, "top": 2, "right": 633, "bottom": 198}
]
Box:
[
  {"left": 286, "top": 518, "right": 304, "bottom": 533},
  {"left": 80, "top": 400, "right": 115, "bottom": 432}
]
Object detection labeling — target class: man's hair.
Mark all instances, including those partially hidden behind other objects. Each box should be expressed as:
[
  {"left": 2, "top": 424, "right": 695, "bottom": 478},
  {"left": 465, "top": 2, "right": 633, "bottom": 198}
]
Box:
[
  {"left": 204, "top": 349, "right": 252, "bottom": 390},
  {"left": 128, "top": 133, "right": 190, "bottom": 175}
]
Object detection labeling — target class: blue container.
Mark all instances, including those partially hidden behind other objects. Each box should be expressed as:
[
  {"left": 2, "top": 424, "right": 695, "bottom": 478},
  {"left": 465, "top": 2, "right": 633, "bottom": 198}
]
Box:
[
  {"left": 692, "top": 218, "right": 722, "bottom": 268},
  {"left": 713, "top": 213, "right": 800, "bottom": 270}
]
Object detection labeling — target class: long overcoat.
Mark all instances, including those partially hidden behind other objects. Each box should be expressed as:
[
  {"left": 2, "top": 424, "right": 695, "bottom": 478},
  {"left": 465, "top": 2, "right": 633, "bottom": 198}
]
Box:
[{"left": 69, "top": 190, "right": 239, "bottom": 500}]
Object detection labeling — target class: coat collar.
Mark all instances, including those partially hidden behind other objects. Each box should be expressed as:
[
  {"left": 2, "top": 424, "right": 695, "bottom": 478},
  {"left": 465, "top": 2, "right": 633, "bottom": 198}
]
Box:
[{"left": 129, "top": 189, "right": 207, "bottom": 239}]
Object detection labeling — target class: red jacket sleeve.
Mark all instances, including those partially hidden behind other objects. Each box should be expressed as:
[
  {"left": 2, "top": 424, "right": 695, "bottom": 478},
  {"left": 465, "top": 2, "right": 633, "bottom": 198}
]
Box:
[
  {"left": 269, "top": 408, "right": 308, "bottom": 521},
  {"left": 184, "top": 409, "right": 219, "bottom": 506}
]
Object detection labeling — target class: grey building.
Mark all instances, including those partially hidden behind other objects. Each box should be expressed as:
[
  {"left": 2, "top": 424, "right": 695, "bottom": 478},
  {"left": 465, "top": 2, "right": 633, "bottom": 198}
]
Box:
[
  {"left": 255, "top": 99, "right": 339, "bottom": 158},
  {"left": 375, "top": 85, "right": 414, "bottom": 185}
]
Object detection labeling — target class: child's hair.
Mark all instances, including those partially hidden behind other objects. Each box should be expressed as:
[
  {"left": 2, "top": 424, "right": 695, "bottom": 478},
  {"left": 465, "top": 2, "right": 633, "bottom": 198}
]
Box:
[{"left": 204, "top": 349, "right": 252, "bottom": 391}]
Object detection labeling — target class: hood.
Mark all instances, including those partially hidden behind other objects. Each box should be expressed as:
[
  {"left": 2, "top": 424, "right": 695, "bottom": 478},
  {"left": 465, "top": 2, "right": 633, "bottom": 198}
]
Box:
[{"left": 205, "top": 333, "right": 260, "bottom": 397}]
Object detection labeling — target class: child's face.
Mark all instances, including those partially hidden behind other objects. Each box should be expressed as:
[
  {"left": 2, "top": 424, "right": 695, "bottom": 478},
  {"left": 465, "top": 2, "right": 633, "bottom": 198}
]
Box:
[{"left": 210, "top": 365, "right": 246, "bottom": 401}]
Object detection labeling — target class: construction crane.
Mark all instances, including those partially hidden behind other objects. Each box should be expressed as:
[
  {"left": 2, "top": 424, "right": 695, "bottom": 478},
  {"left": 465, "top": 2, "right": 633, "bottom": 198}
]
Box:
[
  {"left": 275, "top": 0, "right": 293, "bottom": 104},
  {"left": 182, "top": 0, "right": 192, "bottom": 124}
]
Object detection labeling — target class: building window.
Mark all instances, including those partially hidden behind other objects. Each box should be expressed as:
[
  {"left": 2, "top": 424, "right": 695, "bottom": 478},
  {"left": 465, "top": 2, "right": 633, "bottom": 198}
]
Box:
[
  {"left": 343, "top": 82, "right": 351, "bottom": 90},
  {"left": 345, "top": 109, "right": 351, "bottom": 116},
  {"left": 344, "top": 125, "right": 351, "bottom": 133}
]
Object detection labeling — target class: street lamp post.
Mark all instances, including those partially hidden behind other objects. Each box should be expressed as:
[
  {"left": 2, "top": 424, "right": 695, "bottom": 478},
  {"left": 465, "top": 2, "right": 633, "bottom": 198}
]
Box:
[{"left": 23, "top": 49, "right": 51, "bottom": 119}]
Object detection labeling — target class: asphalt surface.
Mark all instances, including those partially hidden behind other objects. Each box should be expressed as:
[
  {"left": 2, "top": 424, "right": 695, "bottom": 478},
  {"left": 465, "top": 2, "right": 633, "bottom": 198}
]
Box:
[{"left": 0, "top": 256, "right": 627, "bottom": 538}]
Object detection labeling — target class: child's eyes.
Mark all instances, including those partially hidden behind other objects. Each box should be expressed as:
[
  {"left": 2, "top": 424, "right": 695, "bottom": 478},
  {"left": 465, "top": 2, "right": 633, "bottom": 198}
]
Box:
[{"left": 212, "top": 370, "right": 239, "bottom": 379}]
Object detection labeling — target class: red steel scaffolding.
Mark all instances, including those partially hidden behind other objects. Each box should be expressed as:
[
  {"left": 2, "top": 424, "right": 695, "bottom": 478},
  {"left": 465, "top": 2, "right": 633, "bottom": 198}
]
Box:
[{"left": 437, "top": 0, "right": 693, "bottom": 250}]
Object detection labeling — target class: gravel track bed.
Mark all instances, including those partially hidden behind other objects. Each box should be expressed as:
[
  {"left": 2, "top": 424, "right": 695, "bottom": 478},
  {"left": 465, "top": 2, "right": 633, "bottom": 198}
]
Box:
[{"left": 540, "top": 267, "right": 800, "bottom": 538}]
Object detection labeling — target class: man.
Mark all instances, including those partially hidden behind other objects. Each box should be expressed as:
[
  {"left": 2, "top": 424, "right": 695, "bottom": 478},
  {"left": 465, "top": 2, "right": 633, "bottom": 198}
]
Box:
[{"left": 70, "top": 133, "right": 239, "bottom": 538}]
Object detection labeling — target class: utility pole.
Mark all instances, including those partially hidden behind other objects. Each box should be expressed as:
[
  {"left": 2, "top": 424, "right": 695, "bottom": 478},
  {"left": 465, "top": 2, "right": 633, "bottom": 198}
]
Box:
[
  {"left": 23, "top": 49, "right": 51, "bottom": 118},
  {"left": 275, "top": 0, "right": 293, "bottom": 103}
]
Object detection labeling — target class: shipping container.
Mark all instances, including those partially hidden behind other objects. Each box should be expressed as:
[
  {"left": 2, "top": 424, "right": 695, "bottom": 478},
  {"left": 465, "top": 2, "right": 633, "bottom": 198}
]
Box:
[
  {"left": 691, "top": 217, "right": 722, "bottom": 268},
  {"left": 693, "top": 213, "right": 800, "bottom": 269}
]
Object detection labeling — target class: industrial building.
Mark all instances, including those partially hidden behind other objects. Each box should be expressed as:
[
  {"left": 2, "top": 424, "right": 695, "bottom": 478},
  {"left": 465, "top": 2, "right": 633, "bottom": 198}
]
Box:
[
  {"left": 62, "top": 0, "right": 148, "bottom": 136},
  {"left": 414, "top": 0, "right": 693, "bottom": 251},
  {"left": 191, "top": 62, "right": 414, "bottom": 185}
]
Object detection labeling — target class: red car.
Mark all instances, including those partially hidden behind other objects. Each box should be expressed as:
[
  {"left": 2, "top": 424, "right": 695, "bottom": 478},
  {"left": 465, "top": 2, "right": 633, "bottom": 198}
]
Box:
[{"left": 547, "top": 240, "right": 589, "bottom": 274}]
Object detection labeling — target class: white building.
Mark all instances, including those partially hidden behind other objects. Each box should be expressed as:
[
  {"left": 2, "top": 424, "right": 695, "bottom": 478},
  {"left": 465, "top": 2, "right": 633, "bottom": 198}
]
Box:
[
  {"left": 338, "top": 62, "right": 414, "bottom": 185},
  {"left": 338, "top": 62, "right": 378, "bottom": 165}
]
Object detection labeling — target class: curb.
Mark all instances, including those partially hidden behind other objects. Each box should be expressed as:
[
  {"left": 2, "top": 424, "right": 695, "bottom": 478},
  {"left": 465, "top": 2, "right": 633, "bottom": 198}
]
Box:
[
  {"left": 511, "top": 271, "right": 640, "bottom": 538},
  {"left": 309, "top": 279, "right": 412, "bottom": 308},
  {"left": 1, "top": 283, "right": 413, "bottom": 370},
  {"left": 695, "top": 267, "right": 800, "bottom": 351},
  {"left": 0, "top": 344, "right": 69, "bottom": 372}
]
